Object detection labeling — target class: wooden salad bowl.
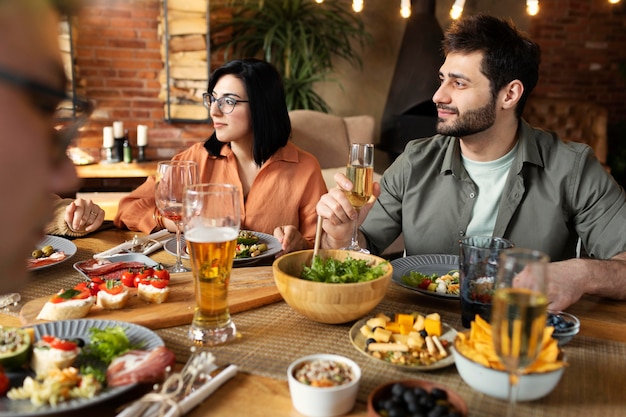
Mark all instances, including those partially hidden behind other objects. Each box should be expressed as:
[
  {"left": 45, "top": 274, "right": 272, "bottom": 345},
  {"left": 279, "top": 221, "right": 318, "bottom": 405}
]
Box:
[{"left": 272, "top": 249, "right": 392, "bottom": 324}]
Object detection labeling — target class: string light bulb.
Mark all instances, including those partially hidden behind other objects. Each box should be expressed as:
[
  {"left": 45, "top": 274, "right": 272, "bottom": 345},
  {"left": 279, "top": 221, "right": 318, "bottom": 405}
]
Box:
[
  {"left": 315, "top": 0, "right": 323, "bottom": 3},
  {"left": 352, "top": 0, "right": 363, "bottom": 12},
  {"left": 400, "top": 0, "right": 411, "bottom": 18},
  {"left": 526, "top": 0, "right": 539, "bottom": 15},
  {"left": 450, "top": 0, "right": 465, "bottom": 20},
  {"left": 608, "top": 0, "right": 620, "bottom": 4}
]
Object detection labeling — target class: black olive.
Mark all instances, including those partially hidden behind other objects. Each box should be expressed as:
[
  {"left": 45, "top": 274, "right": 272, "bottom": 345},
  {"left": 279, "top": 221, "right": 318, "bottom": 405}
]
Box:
[
  {"left": 431, "top": 387, "right": 448, "bottom": 401},
  {"left": 419, "top": 329, "right": 428, "bottom": 338},
  {"left": 365, "top": 338, "right": 377, "bottom": 351}
]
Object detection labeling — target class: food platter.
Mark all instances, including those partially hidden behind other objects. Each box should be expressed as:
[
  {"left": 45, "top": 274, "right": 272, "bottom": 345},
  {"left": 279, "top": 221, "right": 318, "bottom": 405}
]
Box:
[
  {"left": 391, "top": 254, "right": 460, "bottom": 300},
  {"left": 349, "top": 314, "right": 457, "bottom": 372},
  {"left": 0, "top": 319, "right": 163, "bottom": 416},
  {"left": 164, "top": 230, "right": 282, "bottom": 265},
  {"left": 27, "top": 235, "right": 77, "bottom": 271}
]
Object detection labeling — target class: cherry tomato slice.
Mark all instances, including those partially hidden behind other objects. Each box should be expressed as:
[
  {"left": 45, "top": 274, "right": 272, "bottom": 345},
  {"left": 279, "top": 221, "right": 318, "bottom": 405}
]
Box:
[
  {"left": 153, "top": 265, "right": 170, "bottom": 281},
  {"left": 121, "top": 269, "right": 137, "bottom": 287}
]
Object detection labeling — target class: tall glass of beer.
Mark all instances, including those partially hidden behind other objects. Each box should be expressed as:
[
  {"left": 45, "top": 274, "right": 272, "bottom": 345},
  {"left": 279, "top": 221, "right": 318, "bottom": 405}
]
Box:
[{"left": 183, "top": 183, "right": 240, "bottom": 345}]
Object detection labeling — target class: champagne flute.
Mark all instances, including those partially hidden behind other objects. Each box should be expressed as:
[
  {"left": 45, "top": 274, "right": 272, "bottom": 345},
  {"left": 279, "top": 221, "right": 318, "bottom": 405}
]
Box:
[
  {"left": 491, "top": 248, "right": 550, "bottom": 417},
  {"left": 155, "top": 160, "right": 198, "bottom": 273},
  {"left": 184, "top": 183, "right": 240, "bottom": 346},
  {"left": 342, "top": 143, "right": 374, "bottom": 253}
]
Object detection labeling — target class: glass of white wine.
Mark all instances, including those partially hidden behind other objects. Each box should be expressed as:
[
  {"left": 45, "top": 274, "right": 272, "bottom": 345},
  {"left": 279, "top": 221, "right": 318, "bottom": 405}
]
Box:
[
  {"left": 491, "top": 248, "right": 550, "bottom": 417},
  {"left": 342, "top": 143, "right": 374, "bottom": 253}
]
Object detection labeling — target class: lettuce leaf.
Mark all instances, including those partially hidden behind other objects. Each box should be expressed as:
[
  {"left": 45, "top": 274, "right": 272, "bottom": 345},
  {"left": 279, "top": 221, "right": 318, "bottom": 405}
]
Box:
[{"left": 301, "top": 256, "right": 388, "bottom": 283}]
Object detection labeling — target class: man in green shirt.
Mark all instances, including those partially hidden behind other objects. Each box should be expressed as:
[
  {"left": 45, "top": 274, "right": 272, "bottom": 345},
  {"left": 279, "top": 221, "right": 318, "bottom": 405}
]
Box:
[{"left": 316, "top": 14, "right": 626, "bottom": 312}]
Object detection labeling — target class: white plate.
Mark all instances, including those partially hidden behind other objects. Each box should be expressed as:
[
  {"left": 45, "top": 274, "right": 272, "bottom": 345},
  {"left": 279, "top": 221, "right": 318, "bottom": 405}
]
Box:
[
  {"left": 349, "top": 313, "right": 457, "bottom": 371},
  {"left": 28, "top": 235, "right": 77, "bottom": 271},
  {"left": 0, "top": 319, "right": 164, "bottom": 416},
  {"left": 164, "top": 230, "right": 282, "bottom": 264},
  {"left": 73, "top": 253, "right": 159, "bottom": 280},
  {"left": 391, "top": 254, "right": 460, "bottom": 300}
]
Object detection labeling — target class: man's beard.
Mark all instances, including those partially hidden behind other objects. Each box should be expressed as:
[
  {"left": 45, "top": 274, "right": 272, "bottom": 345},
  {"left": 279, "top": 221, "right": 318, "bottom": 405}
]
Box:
[{"left": 436, "top": 96, "right": 497, "bottom": 137}]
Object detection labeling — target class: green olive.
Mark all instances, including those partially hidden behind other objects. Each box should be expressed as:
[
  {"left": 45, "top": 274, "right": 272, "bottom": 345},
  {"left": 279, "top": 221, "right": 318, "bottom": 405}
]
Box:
[
  {"left": 32, "top": 249, "right": 44, "bottom": 259},
  {"left": 42, "top": 245, "right": 55, "bottom": 256}
]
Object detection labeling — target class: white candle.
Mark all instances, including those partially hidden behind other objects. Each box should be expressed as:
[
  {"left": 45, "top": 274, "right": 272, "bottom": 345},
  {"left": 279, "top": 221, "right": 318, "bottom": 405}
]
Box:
[
  {"left": 137, "top": 124, "right": 148, "bottom": 146},
  {"left": 102, "top": 126, "right": 114, "bottom": 148},
  {"left": 113, "top": 121, "right": 124, "bottom": 139}
]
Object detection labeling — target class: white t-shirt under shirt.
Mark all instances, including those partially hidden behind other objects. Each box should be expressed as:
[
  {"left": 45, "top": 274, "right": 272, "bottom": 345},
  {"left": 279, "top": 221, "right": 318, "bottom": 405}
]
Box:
[{"left": 462, "top": 142, "right": 518, "bottom": 237}]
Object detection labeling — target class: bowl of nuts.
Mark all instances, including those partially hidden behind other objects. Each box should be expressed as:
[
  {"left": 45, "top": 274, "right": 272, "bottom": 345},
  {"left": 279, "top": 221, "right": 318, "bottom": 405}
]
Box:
[
  {"left": 287, "top": 353, "right": 361, "bottom": 417},
  {"left": 547, "top": 311, "right": 580, "bottom": 346}
]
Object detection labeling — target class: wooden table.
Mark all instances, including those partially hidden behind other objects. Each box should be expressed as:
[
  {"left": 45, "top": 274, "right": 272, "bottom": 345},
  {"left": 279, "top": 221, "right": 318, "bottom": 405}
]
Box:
[{"left": 5, "top": 228, "right": 626, "bottom": 417}]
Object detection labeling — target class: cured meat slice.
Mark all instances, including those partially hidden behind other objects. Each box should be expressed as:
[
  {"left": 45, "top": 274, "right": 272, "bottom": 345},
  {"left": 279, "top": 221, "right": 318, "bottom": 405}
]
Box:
[
  {"left": 106, "top": 346, "right": 176, "bottom": 387},
  {"left": 75, "top": 259, "right": 149, "bottom": 280},
  {"left": 27, "top": 251, "right": 67, "bottom": 269}
]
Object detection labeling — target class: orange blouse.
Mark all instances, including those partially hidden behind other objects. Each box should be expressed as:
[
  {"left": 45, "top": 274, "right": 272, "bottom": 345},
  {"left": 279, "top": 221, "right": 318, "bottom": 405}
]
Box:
[{"left": 114, "top": 142, "right": 327, "bottom": 246}]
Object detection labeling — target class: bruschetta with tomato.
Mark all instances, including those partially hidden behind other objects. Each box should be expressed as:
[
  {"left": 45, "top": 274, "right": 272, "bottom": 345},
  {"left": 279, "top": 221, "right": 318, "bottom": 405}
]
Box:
[{"left": 36, "top": 284, "right": 95, "bottom": 321}]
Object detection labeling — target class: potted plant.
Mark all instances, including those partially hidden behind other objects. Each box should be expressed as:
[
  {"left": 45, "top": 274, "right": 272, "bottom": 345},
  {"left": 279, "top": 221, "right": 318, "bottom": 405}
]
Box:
[{"left": 212, "top": 0, "right": 370, "bottom": 112}]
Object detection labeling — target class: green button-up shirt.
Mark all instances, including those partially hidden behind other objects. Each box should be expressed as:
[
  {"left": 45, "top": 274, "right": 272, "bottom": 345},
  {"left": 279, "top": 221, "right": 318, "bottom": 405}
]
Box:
[{"left": 362, "top": 120, "right": 626, "bottom": 261}]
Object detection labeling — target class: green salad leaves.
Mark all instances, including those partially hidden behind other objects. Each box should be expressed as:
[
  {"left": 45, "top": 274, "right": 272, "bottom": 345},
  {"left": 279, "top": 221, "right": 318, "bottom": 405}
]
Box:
[
  {"left": 82, "top": 326, "right": 143, "bottom": 365},
  {"left": 301, "top": 255, "right": 388, "bottom": 283}
]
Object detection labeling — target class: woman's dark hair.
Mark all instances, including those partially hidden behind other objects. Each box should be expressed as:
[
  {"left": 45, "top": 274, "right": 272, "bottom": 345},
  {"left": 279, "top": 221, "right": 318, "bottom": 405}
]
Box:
[
  {"left": 204, "top": 58, "right": 291, "bottom": 167},
  {"left": 442, "top": 14, "right": 541, "bottom": 118}
]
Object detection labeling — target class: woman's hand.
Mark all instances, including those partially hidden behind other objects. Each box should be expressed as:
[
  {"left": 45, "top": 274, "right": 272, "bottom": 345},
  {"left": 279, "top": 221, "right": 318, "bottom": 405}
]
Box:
[
  {"left": 65, "top": 198, "right": 105, "bottom": 233},
  {"left": 274, "top": 225, "right": 309, "bottom": 253}
]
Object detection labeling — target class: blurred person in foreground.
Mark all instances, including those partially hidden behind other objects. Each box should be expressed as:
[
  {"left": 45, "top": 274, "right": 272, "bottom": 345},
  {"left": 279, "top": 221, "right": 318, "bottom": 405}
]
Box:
[
  {"left": 46, "top": 195, "right": 105, "bottom": 237},
  {"left": 0, "top": 0, "right": 85, "bottom": 293},
  {"left": 115, "top": 58, "right": 327, "bottom": 253},
  {"left": 316, "top": 14, "right": 626, "bottom": 312}
]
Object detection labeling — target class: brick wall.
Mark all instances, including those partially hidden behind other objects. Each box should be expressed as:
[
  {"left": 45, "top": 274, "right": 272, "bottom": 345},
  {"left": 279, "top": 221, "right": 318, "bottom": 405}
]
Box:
[
  {"left": 528, "top": 0, "right": 626, "bottom": 124},
  {"left": 73, "top": 0, "right": 221, "bottom": 161},
  {"left": 72, "top": 0, "right": 626, "bottom": 165}
]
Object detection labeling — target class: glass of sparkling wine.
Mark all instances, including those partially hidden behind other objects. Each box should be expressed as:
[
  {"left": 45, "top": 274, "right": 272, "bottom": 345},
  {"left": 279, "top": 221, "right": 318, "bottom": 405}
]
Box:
[
  {"left": 183, "top": 183, "right": 240, "bottom": 346},
  {"left": 343, "top": 143, "right": 374, "bottom": 253},
  {"left": 155, "top": 160, "right": 198, "bottom": 273},
  {"left": 491, "top": 248, "right": 550, "bottom": 417}
]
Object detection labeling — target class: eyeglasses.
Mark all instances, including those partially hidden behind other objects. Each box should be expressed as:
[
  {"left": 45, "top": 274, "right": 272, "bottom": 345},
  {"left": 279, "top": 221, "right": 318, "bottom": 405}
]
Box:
[
  {"left": 202, "top": 93, "right": 249, "bottom": 114},
  {"left": 0, "top": 66, "right": 93, "bottom": 167}
]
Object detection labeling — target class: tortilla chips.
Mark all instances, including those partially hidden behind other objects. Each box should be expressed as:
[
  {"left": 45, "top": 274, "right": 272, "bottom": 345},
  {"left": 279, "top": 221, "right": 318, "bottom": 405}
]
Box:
[{"left": 455, "top": 315, "right": 566, "bottom": 374}]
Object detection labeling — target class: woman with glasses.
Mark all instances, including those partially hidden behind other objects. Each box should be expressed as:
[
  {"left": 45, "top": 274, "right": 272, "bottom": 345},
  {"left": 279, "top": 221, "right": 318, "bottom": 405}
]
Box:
[{"left": 114, "top": 59, "right": 328, "bottom": 253}]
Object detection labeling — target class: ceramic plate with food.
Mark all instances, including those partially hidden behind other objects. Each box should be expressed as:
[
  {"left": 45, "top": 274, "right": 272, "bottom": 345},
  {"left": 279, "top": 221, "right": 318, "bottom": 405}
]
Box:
[
  {"left": 27, "top": 235, "right": 77, "bottom": 271},
  {"left": 391, "top": 254, "right": 460, "bottom": 299},
  {"left": 164, "top": 230, "right": 282, "bottom": 264},
  {"left": 349, "top": 312, "right": 457, "bottom": 371},
  {"left": 0, "top": 319, "right": 163, "bottom": 416}
]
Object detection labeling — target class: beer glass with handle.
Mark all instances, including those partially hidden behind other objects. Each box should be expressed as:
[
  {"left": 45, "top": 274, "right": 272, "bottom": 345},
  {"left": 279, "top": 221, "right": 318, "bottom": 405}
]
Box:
[
  {"left": 184, "top": 183, "right": 240, "bottom": 346},
  {"left": 155, "top": 160, "right": 198, "bottom": 273},
  {"left": 343, "top": 143, "right": 374, "bottom": 253},
  {"left": 491, "top": 248, "right": 550, "bottom": 417}
]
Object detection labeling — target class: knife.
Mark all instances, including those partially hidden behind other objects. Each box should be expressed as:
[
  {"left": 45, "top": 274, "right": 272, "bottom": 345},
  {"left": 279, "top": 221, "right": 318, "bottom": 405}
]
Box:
[{"left": 94, "top": 230, "right": 171, "bottom": 259}]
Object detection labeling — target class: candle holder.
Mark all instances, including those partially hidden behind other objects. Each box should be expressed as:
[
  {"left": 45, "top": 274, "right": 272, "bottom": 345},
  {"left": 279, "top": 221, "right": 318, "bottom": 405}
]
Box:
[
  {"left": 137, "top": 145, "right": 147, "bottom": 162},
  {"left": 101, "top": 147, "right": 117, "bottom": 164}
]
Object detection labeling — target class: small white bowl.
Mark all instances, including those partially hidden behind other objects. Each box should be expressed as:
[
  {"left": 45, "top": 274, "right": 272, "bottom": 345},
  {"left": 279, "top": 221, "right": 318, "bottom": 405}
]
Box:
[
  {"left": 287, "top": 354, "right": 361, "bottom": 417},
  {"left": 453, "top": 341, "right": 565, "bottom": 401}
]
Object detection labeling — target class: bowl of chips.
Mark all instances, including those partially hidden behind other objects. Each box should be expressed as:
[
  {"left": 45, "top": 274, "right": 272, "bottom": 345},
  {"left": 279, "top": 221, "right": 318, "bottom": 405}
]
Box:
[{"left": 452, "top": 316, "right": 567, "bottom": 401}]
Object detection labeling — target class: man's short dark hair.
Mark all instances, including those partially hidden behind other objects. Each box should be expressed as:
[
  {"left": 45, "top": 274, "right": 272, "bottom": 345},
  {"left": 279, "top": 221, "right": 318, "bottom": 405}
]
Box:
[{"left": 443, "top": 14, "right": 541, "bottom": 118}]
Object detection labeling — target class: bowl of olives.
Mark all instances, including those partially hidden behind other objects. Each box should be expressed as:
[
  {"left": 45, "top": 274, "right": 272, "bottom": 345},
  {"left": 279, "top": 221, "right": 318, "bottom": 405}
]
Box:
[
  {"left": 367, "top": 379, "right": 467, "bottom": 417},
  {"left": 547, "top": 311, "right": 580, "bottom": 346}
]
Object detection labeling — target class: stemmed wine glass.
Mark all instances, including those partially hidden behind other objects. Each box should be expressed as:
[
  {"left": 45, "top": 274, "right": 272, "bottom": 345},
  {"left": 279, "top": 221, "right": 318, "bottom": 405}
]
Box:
[
  {"left": 155, "top": 160, "right": 198, "bottom": 273},
  {"left": 491, "top": 248, "right": 550, "bottom": 417},
  {"left": 342, "top": 143, "right": 374, "bottom": 253}
]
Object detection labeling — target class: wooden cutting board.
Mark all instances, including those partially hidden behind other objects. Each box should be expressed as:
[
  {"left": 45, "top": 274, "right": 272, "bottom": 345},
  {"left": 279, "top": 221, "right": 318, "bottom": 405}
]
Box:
[{"left": 19, "top": 266, "right": 282, "bottom": 330}]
